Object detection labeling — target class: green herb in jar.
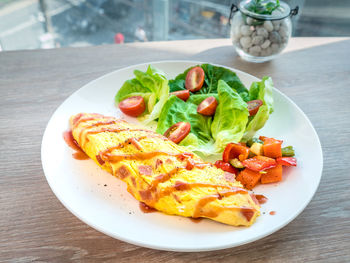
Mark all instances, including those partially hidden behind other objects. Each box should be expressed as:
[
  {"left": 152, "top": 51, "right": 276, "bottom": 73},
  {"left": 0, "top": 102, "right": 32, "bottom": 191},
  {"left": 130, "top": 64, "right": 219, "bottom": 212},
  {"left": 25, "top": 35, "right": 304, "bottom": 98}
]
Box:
[{"left": 246, "top": 0, "right": 280, "bottom": 15}]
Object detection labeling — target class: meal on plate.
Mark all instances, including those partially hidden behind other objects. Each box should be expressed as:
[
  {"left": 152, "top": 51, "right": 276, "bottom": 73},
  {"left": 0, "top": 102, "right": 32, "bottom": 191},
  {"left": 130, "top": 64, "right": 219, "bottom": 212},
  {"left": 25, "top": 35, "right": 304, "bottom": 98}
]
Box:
[
  {"left": 65, "top": 64, "right": 297, "bottom": 226},
  {"left": 114, "top": 64, "right": 296, "bottom": 188},
  {"left": 69, "top": 113, "right": 260, "bottom": 226}
]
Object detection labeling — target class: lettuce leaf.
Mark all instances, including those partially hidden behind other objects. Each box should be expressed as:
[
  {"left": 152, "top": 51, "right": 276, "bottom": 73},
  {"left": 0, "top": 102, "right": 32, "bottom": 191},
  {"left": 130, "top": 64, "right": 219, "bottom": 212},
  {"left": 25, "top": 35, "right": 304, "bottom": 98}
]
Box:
[
  {"left": 115, "top": 65, "right": 169, "bottom": 124},
  {"left": 241, "top": 77, "right": 275, "bottom": 141},
  {"left": 211, "top": 80, "right": 249, "bottom": 152},
  {"left": 156, "top": 94, "right": 216, "bottom": 155},
  {"left": 168, "top": 64, "right": 249, "bottom": 101},
  {"left": 249, "top": 76, "right": 274, "bottom": 113},
  {"left": 242, "top": 105, "right": 269, "bottom": 142}
]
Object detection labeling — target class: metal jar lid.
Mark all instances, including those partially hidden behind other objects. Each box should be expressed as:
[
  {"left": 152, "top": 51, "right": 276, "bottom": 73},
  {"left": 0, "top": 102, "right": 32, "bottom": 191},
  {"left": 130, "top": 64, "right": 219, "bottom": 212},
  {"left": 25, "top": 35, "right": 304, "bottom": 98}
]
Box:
[{"left": 230, "top": 0, "right": 299, "bottom": 21}]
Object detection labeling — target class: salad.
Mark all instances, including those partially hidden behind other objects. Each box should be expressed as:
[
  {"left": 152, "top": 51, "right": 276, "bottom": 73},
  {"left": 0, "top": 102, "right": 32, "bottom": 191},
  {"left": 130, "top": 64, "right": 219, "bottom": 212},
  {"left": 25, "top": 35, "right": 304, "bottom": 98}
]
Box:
[{"left": 115, "top": 64, "right": 296, "bottom": 190}]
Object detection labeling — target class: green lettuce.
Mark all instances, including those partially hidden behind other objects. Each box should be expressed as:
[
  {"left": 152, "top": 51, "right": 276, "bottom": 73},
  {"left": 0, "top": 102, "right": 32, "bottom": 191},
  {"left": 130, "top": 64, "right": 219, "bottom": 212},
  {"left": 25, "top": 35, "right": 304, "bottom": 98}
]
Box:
[
  {"left": 211, "top": 80, "right": 249, "bottom": 152},
  {"left": 241, "top": 77, "right": 275, "bottom": 141},
  {"left": 156, "top": 94, "right": 216, "bottom": 155},
  {"left": 116, "top": 64, "right": 274, "bottom": 156},
  {"left": 115, "top": 65, "right": 169, "bottom": 124},
  {"left": 249, "top": 76, "right": 274, "bottom": 113},
  {"left": 169, "top": 64, "right": 250, "bottom": 101}
]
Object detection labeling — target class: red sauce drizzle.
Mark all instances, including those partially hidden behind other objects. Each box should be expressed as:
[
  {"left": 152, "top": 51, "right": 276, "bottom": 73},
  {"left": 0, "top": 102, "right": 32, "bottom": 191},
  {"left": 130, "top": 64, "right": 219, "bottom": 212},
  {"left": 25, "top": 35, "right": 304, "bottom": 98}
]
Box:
[
  {"left": 139, "top": 202, "right": 157, "bottom": 213},
  {"left": 190, "top": 218, "right": 203, "bottom": 223},
  {"left": 96, "top": 154, "right": 105, "bottom": 165},
  {"left": 269, "top": 211, "right": 276, "bottom": 215},
  {"left": 130, "top": 137, "right": 142, "bottom": 150},
  {"left": 78, "top": 119, "right": 118, "bottom": 145},
  {"left": 193, "top": 195, "right": 219, "bottom": 218},
  {"left": 103, "top": 151, "right": 186, "bottom": 163},
  {"left": 73, "top": 114, "right": 104, "bottom": 128},
  {"left": 63, "top": 130, "right": 89, "bottom": 160},
  {"left": 186, "top": 159, "right": 211, "bottom": 170},
  {"left": 72, "top": 152, "right": 89, "bottom": 160}
]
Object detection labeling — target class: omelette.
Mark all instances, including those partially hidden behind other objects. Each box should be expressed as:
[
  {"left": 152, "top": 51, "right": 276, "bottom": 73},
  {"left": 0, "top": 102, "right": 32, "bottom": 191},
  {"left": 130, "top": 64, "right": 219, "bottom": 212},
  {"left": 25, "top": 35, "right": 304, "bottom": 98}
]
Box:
[{"left": 69, "top": 113, "right": 260, "bottom": 226}]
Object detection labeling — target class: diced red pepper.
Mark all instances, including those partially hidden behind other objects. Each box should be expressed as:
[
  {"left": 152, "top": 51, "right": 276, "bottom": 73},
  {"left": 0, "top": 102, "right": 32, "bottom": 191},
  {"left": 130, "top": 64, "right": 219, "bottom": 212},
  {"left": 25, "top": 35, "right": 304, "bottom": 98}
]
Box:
[
  {"left": 214, "top": 160, "right": 238, "bottom": 175},
  {"left": 223, "top": 143, "right": 250, "bottom": 162},
  {"left": 276, "top": 157, "right": 297, "bottom": 166},
  {"left": 242, "top": 156, "right": 277, "bottom": 172}
]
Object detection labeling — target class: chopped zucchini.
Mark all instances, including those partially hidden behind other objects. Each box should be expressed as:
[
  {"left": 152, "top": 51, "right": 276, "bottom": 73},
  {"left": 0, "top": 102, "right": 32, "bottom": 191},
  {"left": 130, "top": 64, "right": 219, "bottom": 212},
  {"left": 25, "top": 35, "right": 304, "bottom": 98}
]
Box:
[
  {"left": 282, "top": 146, "right": 295, "bottom": 157},
  {"left": 229, "top": 158, "right": 244, "bottom": 169}
]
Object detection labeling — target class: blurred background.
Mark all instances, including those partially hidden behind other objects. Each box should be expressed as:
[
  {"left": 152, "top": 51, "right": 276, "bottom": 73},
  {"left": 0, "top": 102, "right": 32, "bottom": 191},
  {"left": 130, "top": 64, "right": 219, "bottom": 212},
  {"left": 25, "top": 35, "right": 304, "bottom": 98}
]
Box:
[{"left": 0, "top": 0, "right": 349, "bottom": 51}]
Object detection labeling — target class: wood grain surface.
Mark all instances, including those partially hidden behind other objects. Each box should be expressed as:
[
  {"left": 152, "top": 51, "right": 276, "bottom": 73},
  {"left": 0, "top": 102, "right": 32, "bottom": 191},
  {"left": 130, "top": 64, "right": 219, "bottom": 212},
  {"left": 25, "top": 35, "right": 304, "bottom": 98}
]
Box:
[{"left": 0, "top": 38, "right": 349, "bottom": 262}]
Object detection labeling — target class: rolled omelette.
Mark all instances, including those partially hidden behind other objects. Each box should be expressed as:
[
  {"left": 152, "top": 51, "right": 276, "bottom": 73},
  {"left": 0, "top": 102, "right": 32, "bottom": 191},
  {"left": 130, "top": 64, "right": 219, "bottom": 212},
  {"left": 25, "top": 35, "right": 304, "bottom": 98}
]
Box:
[{"left": 69, "top": 113, "right": 260, "bottom": 226}]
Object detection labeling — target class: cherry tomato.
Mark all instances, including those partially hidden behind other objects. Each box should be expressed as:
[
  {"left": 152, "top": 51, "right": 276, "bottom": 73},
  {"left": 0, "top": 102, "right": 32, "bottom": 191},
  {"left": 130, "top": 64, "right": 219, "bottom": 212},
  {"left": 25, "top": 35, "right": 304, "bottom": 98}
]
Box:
[
  {"left": 276, "top": 157, "right": 297, "bottom": 166},
  {"left": 247, "top": 100, "right": 263, "bottom": 116},
  {"left": 223, "top": 143, "right": 250, "bottom": 163},
  {"left": 197, "top": 96, "right": 218, "bottom": 116},
  {"left": 214, "top": 160, "right": 238, "bottom": 175},
  {"left": 119, "top": 96, "right": 145, "bottom": 117},
  {"left": 185, "top": 67, "right": 205, "bottom": 92},
  {"left": 170, "top": 90, "right": 190, "bottom": 101},
  {"left": 242, "top": 156, "right": 277, "bottom": 172},
  {"left": 164, "top": 122, "right": 191, "bottom": 144}
]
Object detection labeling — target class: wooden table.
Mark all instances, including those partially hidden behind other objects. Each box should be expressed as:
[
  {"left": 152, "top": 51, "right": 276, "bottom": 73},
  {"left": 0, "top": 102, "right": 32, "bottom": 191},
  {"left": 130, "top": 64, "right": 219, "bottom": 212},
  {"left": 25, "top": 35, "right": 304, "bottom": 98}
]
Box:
[{"left": 1, "top": 38, "right": 349, "bottom": 262}]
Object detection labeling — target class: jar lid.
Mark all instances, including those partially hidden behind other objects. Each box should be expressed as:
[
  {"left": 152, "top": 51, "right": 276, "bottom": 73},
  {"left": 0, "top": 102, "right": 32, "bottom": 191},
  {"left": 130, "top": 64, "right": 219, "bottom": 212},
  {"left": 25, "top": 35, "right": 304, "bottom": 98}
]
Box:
[{"left": 239, "top": 0, "right": 291, "bottom": 20}]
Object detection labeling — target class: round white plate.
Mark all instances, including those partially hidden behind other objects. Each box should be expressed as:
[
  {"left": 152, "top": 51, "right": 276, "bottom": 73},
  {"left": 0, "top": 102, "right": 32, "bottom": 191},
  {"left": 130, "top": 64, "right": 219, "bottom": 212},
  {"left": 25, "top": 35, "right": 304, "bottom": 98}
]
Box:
[{"left": 41, "top": 61, "right": 323, "bottom": 252}]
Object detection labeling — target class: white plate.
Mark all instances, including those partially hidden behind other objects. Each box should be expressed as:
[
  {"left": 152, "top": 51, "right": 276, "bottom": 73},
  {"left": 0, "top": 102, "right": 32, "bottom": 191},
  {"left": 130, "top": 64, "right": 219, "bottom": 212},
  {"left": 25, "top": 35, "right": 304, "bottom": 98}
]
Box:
[{"left": 41, "top": 61, "right": 323, "bottom": 252}]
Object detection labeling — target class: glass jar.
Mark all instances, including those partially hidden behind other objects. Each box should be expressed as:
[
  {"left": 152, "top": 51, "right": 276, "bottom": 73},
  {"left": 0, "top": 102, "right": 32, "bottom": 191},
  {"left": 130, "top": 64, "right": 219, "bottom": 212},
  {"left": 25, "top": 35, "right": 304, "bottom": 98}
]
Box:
[{"left": 230, "top": 0, "right": 298, "bottom": 63}]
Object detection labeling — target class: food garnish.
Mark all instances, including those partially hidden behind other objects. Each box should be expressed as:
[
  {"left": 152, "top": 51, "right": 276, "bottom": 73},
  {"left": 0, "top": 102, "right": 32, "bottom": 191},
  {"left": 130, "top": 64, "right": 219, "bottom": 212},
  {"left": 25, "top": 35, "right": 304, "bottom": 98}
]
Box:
[
  {"left": 170, "top": 90, "right": 190, "bottom": 101},
  {"left": 197, "top": 96, "right": 218, "bottom": 116},
  {"left": 185, "top": 66, "right": 205, "bottom": 92},
  {"left": 164, "top": 122, "right": 191, "bottom": 144},
  {"left": 119, "top": 96, "right": 146, "bottom": 117}
]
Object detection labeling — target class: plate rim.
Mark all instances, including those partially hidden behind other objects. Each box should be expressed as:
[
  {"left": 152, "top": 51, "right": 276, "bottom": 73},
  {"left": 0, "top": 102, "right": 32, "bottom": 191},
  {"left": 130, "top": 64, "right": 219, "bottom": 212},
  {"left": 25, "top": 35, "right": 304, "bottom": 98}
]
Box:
[{"left": 41, "top": 60, "right": 323, "bottom": 252}]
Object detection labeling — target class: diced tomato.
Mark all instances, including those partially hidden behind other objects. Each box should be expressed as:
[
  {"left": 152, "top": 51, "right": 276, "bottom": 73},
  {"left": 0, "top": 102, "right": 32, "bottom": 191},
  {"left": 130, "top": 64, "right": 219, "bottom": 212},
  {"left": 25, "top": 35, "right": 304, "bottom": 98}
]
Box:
[
  {"left": 263, "top": 137, "right": 283, "bottom": 158},
  {"left": 164, "top": 122, "right": 191, "bottom": 144},
  {"left": 214, "top": 160, "right": 238, "bottom": 175},
  {"left": 259, "top": 136, "right": 268, "bottom": 141},
  {"left": 197, "top": 96, "right": 218, "bottom": 116},
  {"left": 242, "top": 156, "right": 277, "bottom": 171},
  {"left": 223, "top": 143, "right": 250, "bottom": 163},
  {"left": 119, "top": 96, "right": 145, "bottom": 117},
  {"left": 261, "top": 165, "right": 283, "bottom": 184},
  {"left": 247, "top": 100, "right": 263, "bottom": 116},
  {"left": 276, "top": 157, "right": 297, "bottom": 166},
  {"left": 236, "top": 168, "right": 262, "bottom": 190},
  {"left": 170, "top": 90, "right": 190, "bottom": 101},
  {"left": 185, "top": 67, "right": 205, "bottom": 92}
]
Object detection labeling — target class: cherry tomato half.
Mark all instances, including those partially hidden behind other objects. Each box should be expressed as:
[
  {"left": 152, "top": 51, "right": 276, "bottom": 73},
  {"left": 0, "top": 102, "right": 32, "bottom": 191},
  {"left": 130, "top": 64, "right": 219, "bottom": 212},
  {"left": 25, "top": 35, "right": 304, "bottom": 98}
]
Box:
[
  {"left": 242, "top": 156, "right": 277, "bottom": 172},
  {"left": 223, "top": 143, "right": 250, "bottom": 163},
  {"left": 197, "top": 96, "right": 218, "bottom": 116},
  {"left": 185, "top": 67, "right": 205, "bottom": 92},
  {"left": 276, "top": 157, "right": 297, "bottom": 166},
  {"left": 119, "top": 96, "right": 145, "bottom": 117},
  {"left": 247, "top": 100, "right": 263, "bottom": 116},
  {"left": 164, "top": 122, "right": 191, "bottom": 144},
  {"left": 214, "top": 160, "right": 238, "bottom": 175},
  {"left": 170, "top": 90, "right": 190, "bottom": 101}
]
